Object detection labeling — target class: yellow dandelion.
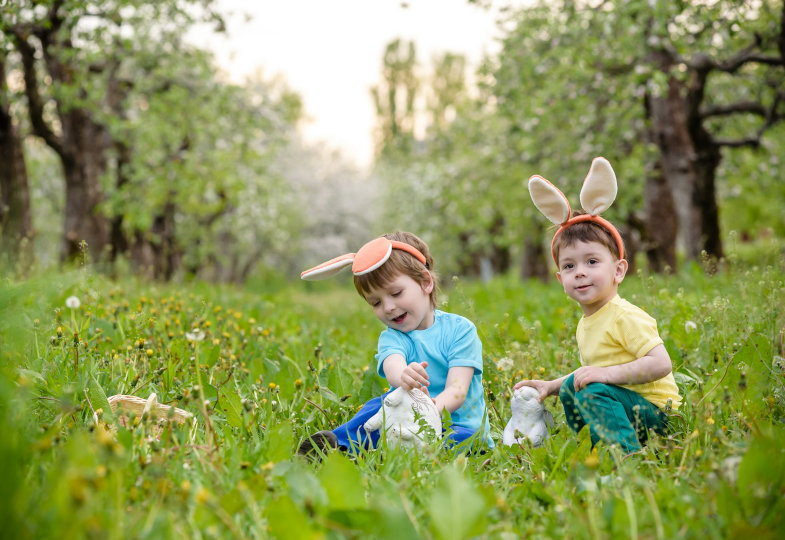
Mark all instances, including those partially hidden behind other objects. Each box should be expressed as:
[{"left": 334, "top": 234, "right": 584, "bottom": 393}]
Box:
[{"left": 195, "top": 487, "right": 210, "bottom": 504}]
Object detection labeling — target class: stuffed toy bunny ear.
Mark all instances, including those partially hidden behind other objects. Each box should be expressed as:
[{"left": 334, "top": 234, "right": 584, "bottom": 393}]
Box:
[
  {"left": 528, "top": 176, "right": 571, "bottom": 225},
  {"left": 300, "top": 253, "right": 355, "bottom": 281},
  {"left": 579, "top": 157, "right": 617, "bottom": 216}
]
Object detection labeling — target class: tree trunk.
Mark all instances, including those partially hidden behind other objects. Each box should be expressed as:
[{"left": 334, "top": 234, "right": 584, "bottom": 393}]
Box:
[
  {"left": 686, "top": 94, "right": 724, "bottom": 262},
  {"left": 520, "top": 221, "right": 549, "bottom": 282},
  {"left": 59, "top": 109, "right": 110, "bottom": 261},
  {"left": 0, "top": 56, "right": 34, "bottom": 268},
  {"left": 641, "top": 162, "right": 678, "bottom": 272},
  {"left": 12, "top": 19, "right": 110, "bottom": 263},
  {"left": 648, "top": 79, "right": 702, "bottom": 260}
]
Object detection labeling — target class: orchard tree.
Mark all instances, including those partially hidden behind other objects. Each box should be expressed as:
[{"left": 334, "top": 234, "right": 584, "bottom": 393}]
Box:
[
  {"left": 493, "top": 0, "right": 785, "bottom": 272},
  {"left": 0, "top": 0, "right": 225, "bottom": 262},
  {"left": 371, "top": 38, "right": 420, "bottom": 159},
  {"left": 0, "top": 48, "right": 33, "bottom": 268}
]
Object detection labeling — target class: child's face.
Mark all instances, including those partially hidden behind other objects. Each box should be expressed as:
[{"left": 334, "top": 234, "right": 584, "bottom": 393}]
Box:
[
  {"left": 363, "top": 272, "right": 434, "bottom": 332},
  {"left": 556, "top": 240, "right": 627, "bottom": 316}
]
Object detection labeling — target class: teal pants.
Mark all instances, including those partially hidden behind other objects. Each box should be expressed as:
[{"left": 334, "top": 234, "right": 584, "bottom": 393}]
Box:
[{"left": 559, "top": 373, "right": 668, "bottom": 454}]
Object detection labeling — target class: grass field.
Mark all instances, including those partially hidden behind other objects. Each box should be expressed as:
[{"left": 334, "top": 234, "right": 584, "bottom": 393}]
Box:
[{"left": 1, "top": 240, "right": 783, "bottom": 539}]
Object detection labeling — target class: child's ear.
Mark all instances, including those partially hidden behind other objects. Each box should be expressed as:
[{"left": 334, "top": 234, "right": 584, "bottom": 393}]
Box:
[
  {"left": 614, "top": 259, "right": 628, "bottom": 284},
  {"left": 421, "top": 271, "right": 434, "bottom": 294},
  {"left": 556, "top": 271, "right": 563, "bottom": 285}
]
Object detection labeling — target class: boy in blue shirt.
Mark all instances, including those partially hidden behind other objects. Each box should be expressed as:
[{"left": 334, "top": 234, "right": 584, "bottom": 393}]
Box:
[{"left": 298, "top": 231, "right": 492, "bottom": 457}]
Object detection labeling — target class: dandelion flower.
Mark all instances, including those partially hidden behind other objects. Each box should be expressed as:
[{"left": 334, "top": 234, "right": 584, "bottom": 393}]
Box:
[
  {"left": 496, "top": 357, "right": 514, "bottom": 371},
  {"left": 186, "top": 328, "right": 205, "bottom": 342},
  {"left": 65, "top": 296, "right": 81, "bottom": 309},
  {"left": 685, "top": 321, "right": 697, "bottom": 332}
]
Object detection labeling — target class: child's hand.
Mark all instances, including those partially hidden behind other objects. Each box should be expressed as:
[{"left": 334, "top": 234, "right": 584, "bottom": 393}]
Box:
[
  {"left": 400, "top": 361, "right": 429, "bottom": 392},
  {"left": 572, "top": 366, "right": 609, "bottom": 390},
  {"left": 514, "top": 379, "right": 552, "bottom": 403}
]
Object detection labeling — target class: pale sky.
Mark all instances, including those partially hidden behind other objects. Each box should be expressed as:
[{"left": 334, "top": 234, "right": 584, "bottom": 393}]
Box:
[{"left": 202, "top": 0, "right": 522, "bottom": 169}]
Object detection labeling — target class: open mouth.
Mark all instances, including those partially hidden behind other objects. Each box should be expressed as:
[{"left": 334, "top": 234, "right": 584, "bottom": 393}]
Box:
[{"left": 392, "top": 313, "right": 407, "bottom": 324}]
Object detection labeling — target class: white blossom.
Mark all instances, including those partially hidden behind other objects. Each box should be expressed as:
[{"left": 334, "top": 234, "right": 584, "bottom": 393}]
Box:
[
  {"left": 65, "top": 296, "right": 81, "bottom": 309},
  {"left": 684, "top": 321, "right": 697, "bottom": 333},
  {"left": 186, "top": 328, "right": 205, "bottom": 342},
  {"left": 496, "top": 357, "right": 514, "bottom": 371}
]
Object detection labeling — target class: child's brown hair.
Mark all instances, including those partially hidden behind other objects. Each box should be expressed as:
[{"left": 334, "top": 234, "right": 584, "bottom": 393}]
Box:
[
  {"left": 552, "top": 212, "right": 625, "bottom": 265},
  {"left": 353, "top": 231, "right": 439, "bottom": 308}
]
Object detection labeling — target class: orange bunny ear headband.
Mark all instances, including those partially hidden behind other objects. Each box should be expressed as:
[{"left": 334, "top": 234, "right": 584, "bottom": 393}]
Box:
[
  {"left": 528, "top": 157, "right": 624, "bottom": 265},
  {"left": 300, "top": 236, "right": 428, "bottom": 281}
]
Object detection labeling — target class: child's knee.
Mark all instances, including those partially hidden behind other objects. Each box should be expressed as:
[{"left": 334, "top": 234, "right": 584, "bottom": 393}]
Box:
[{"left": 558, "top": 374, "right": 576, "bottom": 401}]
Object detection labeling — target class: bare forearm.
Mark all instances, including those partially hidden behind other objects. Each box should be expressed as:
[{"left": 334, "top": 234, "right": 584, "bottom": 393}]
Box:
[
  {"left": 572, "top": 344, "right": 673, "bottom": 390},
  {"left": 600, "top": 345, "right": 672, "bottom": 385},
  {"left": 433, "top": 366, "right": 474, "bottom": 413}
]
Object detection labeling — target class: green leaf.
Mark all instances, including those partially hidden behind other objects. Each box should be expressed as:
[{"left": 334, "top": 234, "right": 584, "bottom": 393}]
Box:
[
  {"left": 266, "top": 495, "right": 317, "bottom": 540},
  {"left": 318, "top": 452, "right": 365, "bottom": 510},
  {"left": 85, "top": 374, "right": 115, "bottom": 423},
  {"left": 265, "top": 422, "right": 293, "bottom": 463},
  {"left": 426, "top": 465, "right": 492, "bottom": 540},
  {"left": 219, "top": 385, "right": 243, "bottom": 428}
]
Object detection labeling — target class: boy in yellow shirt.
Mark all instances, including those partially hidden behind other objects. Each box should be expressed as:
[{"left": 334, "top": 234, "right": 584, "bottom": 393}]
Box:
[{"left": 515, "top": 157, "right": 681, "bottom": 454}]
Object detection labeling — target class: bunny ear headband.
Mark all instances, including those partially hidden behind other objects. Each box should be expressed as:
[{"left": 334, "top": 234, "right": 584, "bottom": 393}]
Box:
[
  {"left": 528, "top": 157, "right": 624, "bottom": 265},
  {"left": 300, "top": 236, "right": 428, "bottom": 281}
]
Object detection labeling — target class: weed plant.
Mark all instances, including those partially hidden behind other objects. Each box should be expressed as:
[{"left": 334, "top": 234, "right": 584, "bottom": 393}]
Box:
[{"left": 0, "top": 240, "right": 783, "bottom": 539}]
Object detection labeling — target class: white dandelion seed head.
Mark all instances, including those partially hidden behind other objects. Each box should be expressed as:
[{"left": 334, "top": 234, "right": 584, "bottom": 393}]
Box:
[
  {"left": 685, "top": 321, "right": 697, "bottom": 332},
  {"left": 186, "top": 328, "right": 205, "bottom": 342},
  {"left": 496, "top": 357, "right": 514, "bottom": 371},
  {"left": 65, "top": 296, "right": 81, "bottom": 309}
]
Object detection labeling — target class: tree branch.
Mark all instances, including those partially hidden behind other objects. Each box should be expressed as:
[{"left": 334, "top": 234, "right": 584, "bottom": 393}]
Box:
[
  {"left": 10, "top": 31, "right": 64, "bottom": 156},
  {"left": 714, "top": 136, "right": 761, "bottom": 149},
  {"left": 701, "top": 101, "right": 767, "bottom": 118}
]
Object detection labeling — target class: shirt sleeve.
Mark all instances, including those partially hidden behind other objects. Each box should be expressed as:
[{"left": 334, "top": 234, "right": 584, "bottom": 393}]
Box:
[
  {"left": 447, "top": 319, "right": 483, "bottom": 373},
  {"left": 374, "top": 328, "right": 409, "bottom": 378},
  {"left": 615, "top": 307, "right": 663, "bottom": 359}
]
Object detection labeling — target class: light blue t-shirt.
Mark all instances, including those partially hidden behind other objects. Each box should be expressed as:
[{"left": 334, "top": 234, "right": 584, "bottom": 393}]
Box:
[{"left": 374, "top": 310, "right": 492, "bottom": 445}]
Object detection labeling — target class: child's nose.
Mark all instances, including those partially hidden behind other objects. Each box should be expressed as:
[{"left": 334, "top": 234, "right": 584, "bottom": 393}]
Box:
[{"left": 383, "top": 297, "right": 396, "bottom": 312}]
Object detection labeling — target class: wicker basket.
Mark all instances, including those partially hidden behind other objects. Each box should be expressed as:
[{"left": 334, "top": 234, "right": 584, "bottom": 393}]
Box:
[{"left": 104, "top": 393, "right": 194, "bottom": 430}]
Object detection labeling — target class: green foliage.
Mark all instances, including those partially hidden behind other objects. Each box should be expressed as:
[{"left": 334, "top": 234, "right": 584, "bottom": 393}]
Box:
[{"left": 1, "top": 239, "right": 783, "bottom": 537}]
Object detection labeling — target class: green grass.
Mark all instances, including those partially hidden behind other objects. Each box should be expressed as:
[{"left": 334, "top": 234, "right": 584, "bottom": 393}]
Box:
[{"left": 1, "top": 240, "right": 784, "bottom": 539}]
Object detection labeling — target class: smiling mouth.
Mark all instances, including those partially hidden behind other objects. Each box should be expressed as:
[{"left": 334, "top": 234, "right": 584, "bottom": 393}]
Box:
[{"left": 392, "top": 313, "right": 407, "bottom": 324}]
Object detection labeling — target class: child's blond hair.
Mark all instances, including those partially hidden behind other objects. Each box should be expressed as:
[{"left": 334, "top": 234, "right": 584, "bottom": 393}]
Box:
[{"left": 353, "top": 231, "right": 439, "bottom": 308}]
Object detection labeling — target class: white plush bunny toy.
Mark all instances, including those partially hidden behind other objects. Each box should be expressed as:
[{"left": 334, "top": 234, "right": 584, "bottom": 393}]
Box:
[
  {"left": 502, "top": 386, "right": 554, "bottom": 448},
  {"left": 364, "top": 387, "right": 442, "bottom": 449}
]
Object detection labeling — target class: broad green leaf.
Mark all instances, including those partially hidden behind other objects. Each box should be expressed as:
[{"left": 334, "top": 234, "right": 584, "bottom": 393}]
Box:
[
  {"left": 426, "top": 466, "right": 492, "bottom": 540},
  {"left": 318, "top": 452, "right": 365, "bottom": 510},
  {"left": 85, "top": 374, "right": 115, "bottom": 424},
  {"left": 265, "top": 422, "right": 294, "bottom": 463},
  {"left": 219, "top": 385, "right": 243, "bottom": 429},
  {"left": 266, "top": 495, "right": 317, "bottom": 540}
]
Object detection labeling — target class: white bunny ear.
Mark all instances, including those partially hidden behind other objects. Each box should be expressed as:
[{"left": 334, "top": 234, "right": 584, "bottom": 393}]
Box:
[
  {"left": 528, "top": 175, "right": 571, "bottom": 225},
  {"left": 300, "top": 253, "right": 354, "bottom": 281},
  {"left": 580, "top": 157, "right": 617, "bottom": 215}
]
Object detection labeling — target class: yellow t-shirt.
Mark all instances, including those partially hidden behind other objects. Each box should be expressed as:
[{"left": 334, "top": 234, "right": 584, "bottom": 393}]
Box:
[{"left": 576, "top": 295, "right": 682, "bottom": 410}]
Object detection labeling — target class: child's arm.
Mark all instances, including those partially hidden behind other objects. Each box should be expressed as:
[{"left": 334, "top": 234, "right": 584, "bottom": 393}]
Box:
[
  {"left": 514, "top": 375, "right": 568, "bottom": 403},
  {"left": 432, "top": 366, "right": 474, "bottom": 413},
  {"left": 382, "top": 354, "right": 430, "bottom": 391},
  {"left": 572, "top": 344, "right": 672, "bottom": 391}
]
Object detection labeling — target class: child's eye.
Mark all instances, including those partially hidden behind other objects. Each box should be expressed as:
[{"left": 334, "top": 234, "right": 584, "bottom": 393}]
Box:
[
  {"left": 562, "top": 263, "right": 574, "bottom": 270},
  {"left": 391, "top": 290, "right": 401, "bottom": 297},
  {"left": 588, "top": 259, "right": 598, "bottom": 264}
]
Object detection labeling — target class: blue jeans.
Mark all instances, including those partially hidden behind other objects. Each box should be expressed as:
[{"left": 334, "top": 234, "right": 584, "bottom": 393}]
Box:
[
  {"left": 332, "top": 391, "right": 480, "bottom": 452},
  {"left": 559, "top": 373, "right": 668, "bottom": 453}
]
